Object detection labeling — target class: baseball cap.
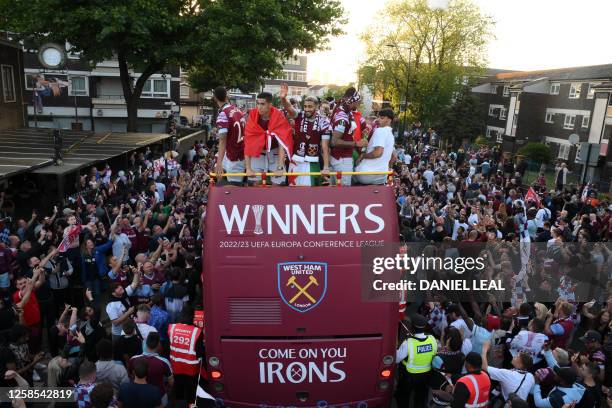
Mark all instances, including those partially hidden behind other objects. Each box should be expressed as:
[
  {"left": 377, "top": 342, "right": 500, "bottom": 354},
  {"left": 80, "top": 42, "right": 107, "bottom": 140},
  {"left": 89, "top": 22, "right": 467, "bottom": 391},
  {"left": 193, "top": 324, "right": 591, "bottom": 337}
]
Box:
[
  {"left": 63, "top": 208, "right": 76, "bottom": 216},
  {"left": 580, "top": 330, "right": 602, "bottom": 344}
]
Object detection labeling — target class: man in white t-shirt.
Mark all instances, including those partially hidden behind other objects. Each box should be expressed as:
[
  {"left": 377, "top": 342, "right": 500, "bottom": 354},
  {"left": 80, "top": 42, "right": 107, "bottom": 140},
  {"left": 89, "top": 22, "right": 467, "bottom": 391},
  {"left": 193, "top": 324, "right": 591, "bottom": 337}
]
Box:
[
  {"left": 423, "top": 165, "right": 434, "bottom": 186},
  {"left": 535, "top": 206, "right": 551, "bottom": 230},
  {"left": 355, "top": 109, "right": 396, "bottom": 185},
  {"left": 482, "top": 340, "right": 535, "bottom": 403}
]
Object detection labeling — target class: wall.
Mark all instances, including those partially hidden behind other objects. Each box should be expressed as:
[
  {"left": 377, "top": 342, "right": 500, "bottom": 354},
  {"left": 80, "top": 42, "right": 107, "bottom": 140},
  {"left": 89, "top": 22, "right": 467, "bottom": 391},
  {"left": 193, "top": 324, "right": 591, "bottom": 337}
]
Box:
[{"left": 0, "top": 42, "right": 24, "bottom": 130}]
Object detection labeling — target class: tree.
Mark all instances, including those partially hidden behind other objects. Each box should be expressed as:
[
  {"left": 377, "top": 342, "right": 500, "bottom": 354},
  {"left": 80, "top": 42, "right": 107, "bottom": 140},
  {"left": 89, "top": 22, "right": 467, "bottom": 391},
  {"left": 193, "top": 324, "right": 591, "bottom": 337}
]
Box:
[
  {"left": 518, "top": 142, "right": 552, "bottom": 164},
  {"left": 323, "top": 85, "right": 349, "bottom": 102},
  {"left": 186, "top": 1, "right": 344, "bottom": 95},
  {"left": 359, "top": 0, "right": 494, "bottom": 128},
  {"left": 439, "top": 87, "right": 486, "bottom": 147},
  {"left": 2, "top": 0, "right": 344, "bottom": 132}
]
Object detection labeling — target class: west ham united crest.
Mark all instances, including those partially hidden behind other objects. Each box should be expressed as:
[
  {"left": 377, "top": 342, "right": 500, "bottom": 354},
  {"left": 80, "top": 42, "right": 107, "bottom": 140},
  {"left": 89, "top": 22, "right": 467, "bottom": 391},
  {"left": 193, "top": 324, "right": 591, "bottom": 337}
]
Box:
[{"left": 277, "top": 262, "right": 327, "bottom": 313}]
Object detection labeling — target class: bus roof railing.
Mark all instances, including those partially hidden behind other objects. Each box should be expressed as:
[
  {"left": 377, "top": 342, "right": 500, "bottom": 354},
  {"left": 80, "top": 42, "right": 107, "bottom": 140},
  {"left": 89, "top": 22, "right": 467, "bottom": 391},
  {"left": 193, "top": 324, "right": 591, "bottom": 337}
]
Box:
[{"left": 208, "top": 171, "right": 394, "bottom": 186}]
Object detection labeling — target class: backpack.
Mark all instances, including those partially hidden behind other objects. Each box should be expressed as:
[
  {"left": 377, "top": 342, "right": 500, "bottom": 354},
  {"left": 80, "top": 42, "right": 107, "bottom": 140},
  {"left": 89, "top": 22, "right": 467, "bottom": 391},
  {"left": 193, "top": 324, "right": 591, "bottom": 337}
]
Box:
[{"left": 542, "top": 208, "right": 551, "bottom": 222}]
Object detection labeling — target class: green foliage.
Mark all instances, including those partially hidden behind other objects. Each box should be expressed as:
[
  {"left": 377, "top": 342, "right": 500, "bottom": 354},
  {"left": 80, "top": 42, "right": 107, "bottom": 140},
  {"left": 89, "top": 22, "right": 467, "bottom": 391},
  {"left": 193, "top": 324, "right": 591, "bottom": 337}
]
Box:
[
  {"left": 359, "top": 0, "right": 494, "bottom": 126},
  {"left": 474, "top": 136, "right": 491, "bottom": 147},
  {"left": 517, "top": 142, "right": 552, "bottom": 164},
  {"left": 1, "top": 0, "right": 344, "bottom": 130},
  {"left": 439, "top": 87, "right": 486, "bottom": 146},
  {"left": 186, "top": 0, "right": 345, "bottom": 93},
  {"left": 322, "top": 86, "right": 347, "bottom": 101}
]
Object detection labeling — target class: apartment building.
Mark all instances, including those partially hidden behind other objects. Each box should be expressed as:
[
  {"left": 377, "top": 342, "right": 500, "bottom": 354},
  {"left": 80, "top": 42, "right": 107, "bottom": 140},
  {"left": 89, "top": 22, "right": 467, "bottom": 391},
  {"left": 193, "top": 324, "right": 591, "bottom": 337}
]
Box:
[
  {"left": 0, "top": 38, "right": 25, "bottom": 130},
  {"left": 472, "top": 64, "right": 612, "bottom": 178},
  {"left": 263, "top": 56, "right": 308, "bottom": 98},
  {"left": 21, "top": 42, "right": 180, "bottom": 133}
]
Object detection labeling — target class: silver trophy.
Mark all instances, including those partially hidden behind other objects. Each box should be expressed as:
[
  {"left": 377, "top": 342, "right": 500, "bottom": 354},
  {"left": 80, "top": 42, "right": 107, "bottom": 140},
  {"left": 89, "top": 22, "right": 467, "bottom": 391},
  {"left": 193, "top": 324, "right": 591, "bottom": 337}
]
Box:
[{"left": 252, "top": 205, "right": 264, "bottom": 235}]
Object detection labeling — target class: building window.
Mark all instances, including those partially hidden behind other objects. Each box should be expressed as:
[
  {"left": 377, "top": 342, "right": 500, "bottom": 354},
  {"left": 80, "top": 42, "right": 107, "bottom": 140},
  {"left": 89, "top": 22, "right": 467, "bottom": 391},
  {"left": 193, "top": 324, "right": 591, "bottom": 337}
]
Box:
[
  {"left": 499, "top": 107, "right": 507, "bottom": 119},
  {"left": 545, "top": 112, "right": 554, "bottom": 123},
  {"left": 497, "top": 133, "right": 503, "bottom": 143},
  {"left": 488, "top": 105, "right": 496, "bottom": 116},
  {"left": 142, "top": 78, "right": 169, "bottom": 98},
  {"left": 68, "top": 76, "right": 87, "bottom": 96},
  {"left": 503, "top": 85, "right": 510, "bottom": 97},
  {"left": 285, "top": 56, "right": 301, "bottom": 65},
  {"left": 569, "top": 83, "right": 581, "bottom": 99},
  {"left": 558, "top": 143, "right": 570, "bottom": 160},
  {"left": 587, "top": 83, "right": 597, "bottom": 99},
  {"left": 550, "top": 83, "right": 560, "bottom": 95},
  {"left": 180, "top": 84, "right": 190, "bottom": 99},
  {"left": 582, "top": 115, "right": 590, "bottom": 128},
  {"left": 575, "top": 143, "right": 582, "bottom": 163},
  {"left": 563, "top": 114, "right": 576, "bottom": 129},
  {"left": 491, "top": 85, "right": 497, "bottom": 94},
  {"left": 1, "top": 65, "right": 16, "bottom": 102}
]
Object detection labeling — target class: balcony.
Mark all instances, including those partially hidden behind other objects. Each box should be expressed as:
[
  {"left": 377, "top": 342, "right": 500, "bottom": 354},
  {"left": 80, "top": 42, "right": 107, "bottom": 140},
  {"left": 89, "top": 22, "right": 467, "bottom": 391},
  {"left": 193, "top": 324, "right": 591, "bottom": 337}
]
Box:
[{"left": 92, "top": 95, "right": 126, "bottom": 106}]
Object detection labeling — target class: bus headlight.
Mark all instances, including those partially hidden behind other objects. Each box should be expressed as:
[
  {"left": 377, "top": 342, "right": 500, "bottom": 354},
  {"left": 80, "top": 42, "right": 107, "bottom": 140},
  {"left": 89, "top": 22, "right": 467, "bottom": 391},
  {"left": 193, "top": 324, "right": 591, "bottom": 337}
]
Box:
[
  {"left": 378, "top": 380, "right": 389, "bottom": 390},
  {"left": 382, "top": 355, "right": 394, "bottom": 365},
  {"left": 209, "top": 356, "right": 220, "bottom": 367}
]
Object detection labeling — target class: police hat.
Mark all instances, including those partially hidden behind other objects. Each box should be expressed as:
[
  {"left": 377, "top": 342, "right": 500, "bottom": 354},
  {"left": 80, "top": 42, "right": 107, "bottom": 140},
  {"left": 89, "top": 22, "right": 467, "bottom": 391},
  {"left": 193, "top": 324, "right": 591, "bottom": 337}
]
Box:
[{"left": 410, "top": 313, "right": 428, "bottom": 330}]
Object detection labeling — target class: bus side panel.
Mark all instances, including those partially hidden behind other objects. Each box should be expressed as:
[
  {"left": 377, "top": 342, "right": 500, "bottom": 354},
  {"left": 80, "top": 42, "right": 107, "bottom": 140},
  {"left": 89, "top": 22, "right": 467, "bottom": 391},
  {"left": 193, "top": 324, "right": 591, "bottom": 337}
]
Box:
[{"left": 204, "top": 186, "right": 398, "bottom": 406}]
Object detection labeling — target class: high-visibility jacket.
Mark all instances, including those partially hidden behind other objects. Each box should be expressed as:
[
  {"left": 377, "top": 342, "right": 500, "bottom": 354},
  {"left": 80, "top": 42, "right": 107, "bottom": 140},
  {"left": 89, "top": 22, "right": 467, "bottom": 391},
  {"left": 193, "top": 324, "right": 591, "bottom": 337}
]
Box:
[
  {"left": 168, "top": 323, "right": 202, "bottom": 376},
  {"left": 193, "top": 310, "right": 204, "bottom": 329},
  {"left": 402, "top": 335, "right": 437, "bottom": 374},
  {"left": 456, "top": 372, "right": 491, "bottom": 408}
]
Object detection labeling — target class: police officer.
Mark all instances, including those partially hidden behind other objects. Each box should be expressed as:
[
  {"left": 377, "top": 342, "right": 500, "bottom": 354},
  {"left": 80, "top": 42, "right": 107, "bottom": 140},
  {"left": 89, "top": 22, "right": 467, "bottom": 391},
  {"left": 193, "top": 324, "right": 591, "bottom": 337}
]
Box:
[{"left": 395, "top": 313, "right": 437, "bottom": 407}]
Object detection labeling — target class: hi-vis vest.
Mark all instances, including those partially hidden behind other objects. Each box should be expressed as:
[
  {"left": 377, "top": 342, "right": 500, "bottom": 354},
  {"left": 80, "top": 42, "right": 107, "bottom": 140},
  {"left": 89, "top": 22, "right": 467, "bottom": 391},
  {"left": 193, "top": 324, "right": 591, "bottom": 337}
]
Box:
[
  {"left": 168, "top": 323, "right": 202, "bottom": 376},
  {"left": 402, "top": 335, "right": 437, "bottom": 374},
  {"left": 193, "top": 310, "right": 204, "bottom": 330},
  {"left": 456, "top": 372, "right": 491, "bottom": 408}
]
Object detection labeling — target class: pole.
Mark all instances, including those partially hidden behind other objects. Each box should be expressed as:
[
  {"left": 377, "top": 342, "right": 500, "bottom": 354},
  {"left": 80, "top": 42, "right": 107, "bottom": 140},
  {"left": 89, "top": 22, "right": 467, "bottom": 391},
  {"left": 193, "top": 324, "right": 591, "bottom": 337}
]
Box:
[
  {"left": 582, "top": 143, "right": 593, "bottom": 184},
  {"left": 402, "top": 48, "right": 412, "bottom": 140}
]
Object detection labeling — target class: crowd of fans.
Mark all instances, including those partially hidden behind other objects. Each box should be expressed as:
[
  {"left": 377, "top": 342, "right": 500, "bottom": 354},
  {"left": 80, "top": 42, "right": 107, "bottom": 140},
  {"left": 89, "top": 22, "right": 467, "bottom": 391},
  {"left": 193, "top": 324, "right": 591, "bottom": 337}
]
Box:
[
  {"left": 391, "top": 124, "right": 612, "bottom": 407},
  {"left": 0, "top": 86, "right": 610, "bottom": 408}
]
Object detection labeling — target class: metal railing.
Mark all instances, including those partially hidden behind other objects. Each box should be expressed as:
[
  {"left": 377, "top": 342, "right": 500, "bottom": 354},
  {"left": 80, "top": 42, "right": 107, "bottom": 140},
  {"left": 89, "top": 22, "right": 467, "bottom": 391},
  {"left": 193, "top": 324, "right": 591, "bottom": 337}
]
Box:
[{"left": 209, "top": 171, "right": 394, "bottom": 186}]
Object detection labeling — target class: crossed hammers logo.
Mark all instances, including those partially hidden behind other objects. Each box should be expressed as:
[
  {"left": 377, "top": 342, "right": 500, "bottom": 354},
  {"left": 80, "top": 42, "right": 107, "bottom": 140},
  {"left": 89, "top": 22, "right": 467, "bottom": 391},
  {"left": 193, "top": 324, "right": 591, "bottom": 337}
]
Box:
[{"left": 286, "top": 275, "right": 319, "bottom": 304}]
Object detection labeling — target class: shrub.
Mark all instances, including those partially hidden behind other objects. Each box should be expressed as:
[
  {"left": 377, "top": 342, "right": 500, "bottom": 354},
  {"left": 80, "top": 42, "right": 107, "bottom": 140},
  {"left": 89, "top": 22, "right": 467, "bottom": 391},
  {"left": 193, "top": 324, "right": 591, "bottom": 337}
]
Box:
[
  {"left": 517, "top": 142, "right": 551, "bottom": 164},
  {"left": 474, "top": 136, "right": 491, "bottom": 147}
]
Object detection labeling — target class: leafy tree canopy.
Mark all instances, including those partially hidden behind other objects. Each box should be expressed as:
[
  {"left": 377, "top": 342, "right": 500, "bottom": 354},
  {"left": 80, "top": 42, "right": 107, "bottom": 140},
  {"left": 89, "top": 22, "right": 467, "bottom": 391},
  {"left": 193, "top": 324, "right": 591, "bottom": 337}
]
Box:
[
  {"left": 359, "top": 0, "right": 494, "bottom": 127},
  {"left": 1, "top": 0, "right": 344, "bottom": 131}
]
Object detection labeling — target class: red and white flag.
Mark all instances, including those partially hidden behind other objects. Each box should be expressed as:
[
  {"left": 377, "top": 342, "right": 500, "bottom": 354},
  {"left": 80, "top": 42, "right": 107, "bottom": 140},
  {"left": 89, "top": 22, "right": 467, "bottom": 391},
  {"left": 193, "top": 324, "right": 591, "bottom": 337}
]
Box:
[
  {"left": 525, "top": 187, "right": 541, "bottom": 208},
  {"left": 58, "top": 224, "right": 82, "bottom": 253}
]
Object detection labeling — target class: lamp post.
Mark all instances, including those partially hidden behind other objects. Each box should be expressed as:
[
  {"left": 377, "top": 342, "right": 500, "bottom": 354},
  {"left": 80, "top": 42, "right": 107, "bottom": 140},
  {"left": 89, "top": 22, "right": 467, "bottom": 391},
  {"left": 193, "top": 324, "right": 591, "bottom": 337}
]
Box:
[{"left": 386, "top": 44, "right": 412, "bottom": 142}]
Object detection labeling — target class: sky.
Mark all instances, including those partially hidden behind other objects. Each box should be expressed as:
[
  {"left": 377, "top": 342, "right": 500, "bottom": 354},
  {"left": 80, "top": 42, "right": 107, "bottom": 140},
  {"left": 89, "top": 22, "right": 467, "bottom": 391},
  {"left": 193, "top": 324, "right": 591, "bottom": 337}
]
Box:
[{"left": 307, "top": 0, "right": 612, "bottom": 85}]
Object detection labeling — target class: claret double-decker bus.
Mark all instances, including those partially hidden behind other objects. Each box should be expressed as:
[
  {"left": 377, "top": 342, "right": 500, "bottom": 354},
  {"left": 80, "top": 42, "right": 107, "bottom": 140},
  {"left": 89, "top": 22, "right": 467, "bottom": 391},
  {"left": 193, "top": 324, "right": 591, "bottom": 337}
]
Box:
[{"left": 203, "top": 176, "right": 398, "bottom": 407}]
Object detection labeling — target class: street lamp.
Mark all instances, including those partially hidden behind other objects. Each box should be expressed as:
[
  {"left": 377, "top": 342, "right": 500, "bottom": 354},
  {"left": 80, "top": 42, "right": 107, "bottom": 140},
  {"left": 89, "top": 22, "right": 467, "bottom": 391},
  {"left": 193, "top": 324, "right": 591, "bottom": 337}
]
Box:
[{"left": 386, "top": 43, "right": 412, "bottom": 140}]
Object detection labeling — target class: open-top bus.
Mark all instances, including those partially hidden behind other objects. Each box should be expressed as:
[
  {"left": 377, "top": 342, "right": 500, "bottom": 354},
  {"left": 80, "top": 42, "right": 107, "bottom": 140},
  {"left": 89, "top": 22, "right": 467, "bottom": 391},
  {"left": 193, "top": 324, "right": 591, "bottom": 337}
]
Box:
[{"left": 203, "top": 178, "right": 398, "bottom": 407}]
